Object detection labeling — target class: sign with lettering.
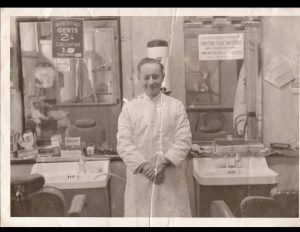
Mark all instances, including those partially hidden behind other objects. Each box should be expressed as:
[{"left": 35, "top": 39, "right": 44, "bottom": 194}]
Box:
[
  {"left": 52, "top": 18, "right": 84, "bottom": 58},
  {"left": 65, "top": 137, "right": 81, "bottom": 147},
  {"left": 51, "top": 135, "right": 61, "bottom": 147},
  {"left": 56, "top": 58, "right": 71, "bottom": 72},
  {"left": 198, "top": 33, "right": 244, "bottom": 60}
]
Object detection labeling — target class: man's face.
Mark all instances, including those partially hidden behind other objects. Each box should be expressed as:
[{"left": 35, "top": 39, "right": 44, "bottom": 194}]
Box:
[{"left": 138, "top": 62, "right": 164, "bottom": 98}]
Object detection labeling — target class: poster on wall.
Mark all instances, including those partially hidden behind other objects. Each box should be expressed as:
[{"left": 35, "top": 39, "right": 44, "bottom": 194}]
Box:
[
  {"left": 198, "top": 33, "right": 244, "bottom": 60},
  {"left": 52, "top": 18, "right": 84, "bottom": 58}
]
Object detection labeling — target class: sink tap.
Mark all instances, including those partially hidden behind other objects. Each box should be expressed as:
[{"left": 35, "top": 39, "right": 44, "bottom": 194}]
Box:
[{"left": 78, "top": 155, "right": 86, "bottom": 173}]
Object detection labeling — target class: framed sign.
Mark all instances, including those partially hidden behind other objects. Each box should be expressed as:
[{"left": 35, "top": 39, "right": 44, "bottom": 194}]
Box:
[
  {"left": 198, "top": 33, "right": 244, "bottom": 60},
  {"left": 52, "top": 18, "right": 84, "bottom": 58}
]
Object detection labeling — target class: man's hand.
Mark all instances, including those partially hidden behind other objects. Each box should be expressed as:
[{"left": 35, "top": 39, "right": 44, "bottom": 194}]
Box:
[
  {"left": 139, "top": 156, "right": 171, "bottom": 184},
  {"left": 153, "top": 170, "right": 164, "bottom": 185},
  {"left": 140, "top": 162, "right": 156, "bottom": 182},
  {"left": 149, "top": 156, "right": 168, "bottom": 185}
]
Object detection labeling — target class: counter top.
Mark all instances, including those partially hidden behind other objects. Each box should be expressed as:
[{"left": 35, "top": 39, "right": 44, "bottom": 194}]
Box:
[{"left": 11, "top": 154, "right": 122, "bottom": 164}]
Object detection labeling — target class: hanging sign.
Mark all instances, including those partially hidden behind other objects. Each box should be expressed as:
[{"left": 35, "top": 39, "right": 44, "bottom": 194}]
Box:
[
  {"left": 52, "top": 18, "right": 84, "bottom": 58},
  {"left": 198, "top": 33, "right": 244, "bottom": 60}
]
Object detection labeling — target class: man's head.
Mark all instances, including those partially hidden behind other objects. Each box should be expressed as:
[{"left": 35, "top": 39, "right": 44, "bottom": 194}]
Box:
[{"left": 137, "top": 58, "right": 165, "bottom": 99}]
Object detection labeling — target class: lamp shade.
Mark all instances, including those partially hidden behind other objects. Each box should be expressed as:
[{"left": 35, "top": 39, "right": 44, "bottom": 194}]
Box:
[{"left": 147, "top": 39, "right": 170, "bottom": 92}]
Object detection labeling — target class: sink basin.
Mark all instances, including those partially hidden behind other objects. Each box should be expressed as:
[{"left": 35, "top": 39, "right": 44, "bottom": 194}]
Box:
[
  {"left": 31, "top": 160, "right": 110, "bottom": 189},
  {"left": 193, "top": 157, "right": 278, "bottom": 186}
]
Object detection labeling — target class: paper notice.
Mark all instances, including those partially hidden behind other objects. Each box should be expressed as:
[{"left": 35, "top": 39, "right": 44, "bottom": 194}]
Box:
[
  {"left": 198, "top": 33, "right": 244, "bottom": 60},
  {"left": 56, "top": 58, "right": 71, "bottom": 72},
  {"left": 264, "top": 57, "right": 295, "bottom": 88}
]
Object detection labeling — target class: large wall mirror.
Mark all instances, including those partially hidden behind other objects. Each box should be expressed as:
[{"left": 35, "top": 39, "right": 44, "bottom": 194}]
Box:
[
  {"left": 16, "top": 17, "right": 122, "bottom": 144},
  {"left": 184, "top": 17, "right": 262, "bottom": 142}
]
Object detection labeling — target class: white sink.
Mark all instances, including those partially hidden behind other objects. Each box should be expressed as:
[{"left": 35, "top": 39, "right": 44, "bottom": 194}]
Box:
[
  {"left": 31, "top": 160, "right": 110, "bottom": 189},
  {"left": 193, "top": 157, "right": 278, "bottom": 186}
]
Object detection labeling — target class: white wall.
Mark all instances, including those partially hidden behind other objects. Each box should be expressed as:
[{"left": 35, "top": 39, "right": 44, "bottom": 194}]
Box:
[
  {"left": 120, "top": 16, "right": 186, "bottom": 103},
  {"left": 262, "top": 17, "right": 300, "bottom": 146}
]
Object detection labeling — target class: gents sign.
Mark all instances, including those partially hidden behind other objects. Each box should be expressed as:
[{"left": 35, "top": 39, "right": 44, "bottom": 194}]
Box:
[
  {"left": 52, "top": 18, "right": 84, "bottom": 58},
  {"left": 198, "top": 33, "right": 244, "bottom": 60}
]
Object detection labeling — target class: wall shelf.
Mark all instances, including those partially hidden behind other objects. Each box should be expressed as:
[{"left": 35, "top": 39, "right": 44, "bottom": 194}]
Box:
[{"left": 187, "top": 107, "right": 233, "bottom": 113}]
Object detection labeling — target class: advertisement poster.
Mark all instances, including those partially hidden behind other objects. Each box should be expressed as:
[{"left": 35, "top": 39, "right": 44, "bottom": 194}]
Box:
[
  {"left": 198, "top": 33, "right": 244, "bottom": 60},
  {"left": 52, "top": 18, "right": 84, "bottom": 58}
]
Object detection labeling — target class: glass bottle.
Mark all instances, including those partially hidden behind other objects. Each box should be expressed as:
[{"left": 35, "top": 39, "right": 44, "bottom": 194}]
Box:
[{"left": 78, "top": 155, "right": 86, "bottom": 173}]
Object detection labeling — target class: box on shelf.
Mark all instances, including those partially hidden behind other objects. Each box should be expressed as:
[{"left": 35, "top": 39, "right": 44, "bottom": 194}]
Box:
[
  {"left": 61, "top": 136, "right": 82, "bottom": 159},
  {"left": 17, "top": 148, "right": 39, "bottom": 159}
]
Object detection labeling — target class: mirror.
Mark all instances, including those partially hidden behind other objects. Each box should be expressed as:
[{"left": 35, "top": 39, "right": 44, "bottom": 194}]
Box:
[
  {"left": 183, "top": 16, "right": 262, "bottom": 142},
  {"left": 16, "top": 17, "right": 122, "bottom": 144}
]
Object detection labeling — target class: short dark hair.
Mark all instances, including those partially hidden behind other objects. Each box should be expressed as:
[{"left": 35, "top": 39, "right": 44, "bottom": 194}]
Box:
[{"left": 137, "top": 57, "right": 164, "bottom": 74}]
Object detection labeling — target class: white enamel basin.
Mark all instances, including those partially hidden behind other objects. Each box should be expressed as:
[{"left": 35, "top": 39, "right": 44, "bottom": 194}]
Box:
[
  {"left": 193, "top": 157, "right": 278, "bottom": 186},
  {"left": 31, "top": 160, "right": 110, "bottom": 189}
]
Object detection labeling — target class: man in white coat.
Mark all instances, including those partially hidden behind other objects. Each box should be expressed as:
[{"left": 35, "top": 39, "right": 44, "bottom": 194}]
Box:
[{"left": 117, "top": 58, "right": 192, "bottom": 217}]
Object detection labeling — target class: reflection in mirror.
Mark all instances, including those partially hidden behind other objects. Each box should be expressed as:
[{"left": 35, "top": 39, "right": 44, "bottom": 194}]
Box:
[
  {"left": 17, "top": 17, "right": 122, "bottom": 146},
  {"left": 183, "top": 16, "right": 262, "bottom": 142}
]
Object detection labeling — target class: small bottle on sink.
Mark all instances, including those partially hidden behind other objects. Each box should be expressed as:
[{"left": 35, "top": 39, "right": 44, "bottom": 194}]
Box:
[
  {"left": 78, "top": 155, "right": 86, "bottom": 173},
  {"left": 234, "top": 153, "right": 242, "bottom": 168}
]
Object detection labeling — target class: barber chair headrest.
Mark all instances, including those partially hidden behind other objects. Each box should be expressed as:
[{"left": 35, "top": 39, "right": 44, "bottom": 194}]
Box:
[
  {"left": 11, "top": 174, "right": 45, "bottom": 197},
  {"left": 74, "top": 119, "right": 96, "bottom": 128}
]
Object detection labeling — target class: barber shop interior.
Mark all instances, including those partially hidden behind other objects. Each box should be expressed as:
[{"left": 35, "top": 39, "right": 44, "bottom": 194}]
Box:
[{"left": 9, "top": 15, "right": 299, "bottom": 218}]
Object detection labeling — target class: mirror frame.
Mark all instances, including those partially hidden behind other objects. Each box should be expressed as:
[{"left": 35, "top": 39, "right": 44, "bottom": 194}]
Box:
[{"left": 16, "top": 16, "right": 123, "bottom": 132}]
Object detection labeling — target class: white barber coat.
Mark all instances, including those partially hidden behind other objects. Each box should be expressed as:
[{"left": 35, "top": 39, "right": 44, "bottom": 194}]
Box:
[{"left": 117, "top": 92, "right": 192, "bottom": 217}]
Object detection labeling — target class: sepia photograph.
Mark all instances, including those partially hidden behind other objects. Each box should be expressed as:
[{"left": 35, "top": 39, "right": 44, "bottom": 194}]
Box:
[{"left": 1, "top": 8, "right": 300, "bottom": 227}]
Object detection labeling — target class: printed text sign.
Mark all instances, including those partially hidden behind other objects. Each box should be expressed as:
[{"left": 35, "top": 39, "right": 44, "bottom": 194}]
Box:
[
  {"left": 198, "top": 33, "right": 244, "bottom": 60},
  {"left": 52, "top": 18, "right": 84, "bottom": 58}
]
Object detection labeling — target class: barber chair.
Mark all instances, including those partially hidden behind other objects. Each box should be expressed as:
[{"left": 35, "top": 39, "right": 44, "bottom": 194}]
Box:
[
  {"left": 11, "top": 174, "right": 87, "bottom": 217},
  {"left": 210, "top": 187, "right": 299, "bottom": 217},
  {"left": 65, "top": 118, "right": 106, "bottom": 149}
]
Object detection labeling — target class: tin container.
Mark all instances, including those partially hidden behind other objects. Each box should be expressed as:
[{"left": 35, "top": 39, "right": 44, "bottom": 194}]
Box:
[
  {"left": 52, "top": 146, "right": 61, "bottom": 157},
  {"left": 87, "top": 144, "right": 95, "bottom": 156}
]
